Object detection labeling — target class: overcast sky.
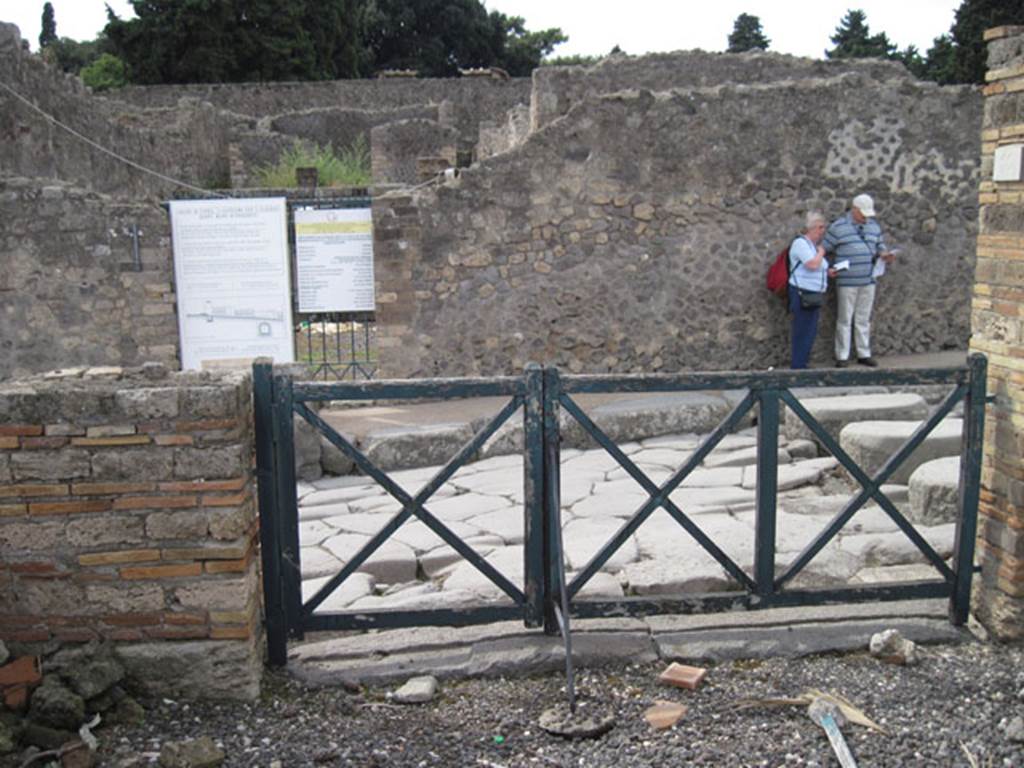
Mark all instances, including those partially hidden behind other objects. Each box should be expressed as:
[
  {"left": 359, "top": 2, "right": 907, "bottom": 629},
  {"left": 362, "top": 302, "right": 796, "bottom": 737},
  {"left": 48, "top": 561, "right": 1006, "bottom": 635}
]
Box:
[{"left": 3, "top": 0, "right": 961, "bottom": 59}]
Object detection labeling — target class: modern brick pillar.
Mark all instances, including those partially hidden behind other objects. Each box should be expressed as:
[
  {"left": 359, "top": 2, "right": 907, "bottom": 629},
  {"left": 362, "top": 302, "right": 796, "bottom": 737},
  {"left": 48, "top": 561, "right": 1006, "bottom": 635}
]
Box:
[
  {"left": 0, "top": 365, "right": 262, "bottom": 699},
  {"left": 971, "top": 26, "right": 1024, "bottom": 639}
]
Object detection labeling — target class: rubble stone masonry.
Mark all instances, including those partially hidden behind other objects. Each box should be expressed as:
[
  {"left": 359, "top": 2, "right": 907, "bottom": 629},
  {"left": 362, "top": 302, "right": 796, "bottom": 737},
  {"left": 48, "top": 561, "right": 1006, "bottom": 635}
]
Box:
[
  {"left": 0, "top": 365, "right": 262, "bottom": 698},
  {"left": 972, "top": 26, "right": 1024, "bottom": 640}
]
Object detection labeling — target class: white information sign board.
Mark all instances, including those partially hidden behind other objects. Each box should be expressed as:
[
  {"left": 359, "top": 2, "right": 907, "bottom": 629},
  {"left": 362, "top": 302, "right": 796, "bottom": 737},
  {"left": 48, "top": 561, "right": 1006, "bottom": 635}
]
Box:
[
  {"left": 294, "top": 208, "right": 375, "bottom": 312},
  {"left": 170, "top": 197, "right": 294, "bottom": 370}
]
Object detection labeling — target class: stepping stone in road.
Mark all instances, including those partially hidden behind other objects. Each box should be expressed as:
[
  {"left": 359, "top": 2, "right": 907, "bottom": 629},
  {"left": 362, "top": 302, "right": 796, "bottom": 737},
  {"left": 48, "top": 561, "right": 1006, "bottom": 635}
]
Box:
[
  {"left": 908, "top": 456, "right": 961, "bottom": 525},
  {"left": 839, "top": 418, "right": 962, "bottom": 485},
  {"left": 783, "top": 392, "right": 928, "bottom": 448}
]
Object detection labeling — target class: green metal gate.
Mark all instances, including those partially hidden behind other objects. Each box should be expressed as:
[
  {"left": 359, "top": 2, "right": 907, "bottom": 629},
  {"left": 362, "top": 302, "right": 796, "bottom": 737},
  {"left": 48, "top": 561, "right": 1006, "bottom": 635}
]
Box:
[{"left": 255, "top": 355, "right": 988, "bottom": 667}]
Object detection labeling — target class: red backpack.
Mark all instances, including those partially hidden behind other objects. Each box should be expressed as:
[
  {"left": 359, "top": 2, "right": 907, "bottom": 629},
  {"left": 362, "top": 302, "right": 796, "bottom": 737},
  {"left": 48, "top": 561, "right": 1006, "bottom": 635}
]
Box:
[{"left": 766, "top": 245, "right": 790, "bottom": 298}]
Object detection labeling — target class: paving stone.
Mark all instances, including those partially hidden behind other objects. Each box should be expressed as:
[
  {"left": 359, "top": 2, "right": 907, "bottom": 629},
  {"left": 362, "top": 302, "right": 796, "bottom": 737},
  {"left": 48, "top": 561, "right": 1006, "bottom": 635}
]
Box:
[
  {"left": 712, "top": 434, "right": 758, "bottom": 451},
  {"left": 389, "top": 519, "right": 483, "bottom": 553},
  {"left": 782, "top": 547, "right": 865, "bottom": 587},
  {"left": 321, "top": 533, "right": 418, "bottom": 583},
  {"left": 783, "top": 392, "right": 929, "bottom": 446},
  {"left": 298, "top": 500, "right": 352, "bottom": 521},
  {"left": 346, "top": 494, "right": 402, "bottom": 514},
  {"left": 603, "top": 464, "right": 672, "bottom": 484},
  {"left": 640, "top": 434, "right": 700, "bottom": 450},
  {"left": 465, "top": 508, "right": 526, "bottom": 544},
  {"left": 302, "top": 484, "right": 381, "bottom": 507},
  {"left": 469, "top": 454, "right": 524, "bottom": 473},
  {"left": 851, "top": 563, "right": 946, "bottom": 584},
  {"left": 388, "top": 465, "right": 459, "bottom": 493},
  {"left": 838, "top": 523, "right": 956, "bottom": 566},
  {"left": 839, "top": 418, "right": 963, "bottom": 485},
  {"left": 420, "top": 535, "right": 506, "bottom": 579},
  {"left": 633, "top": 509, "right": 754, "bottom": 566},
  {"left": 704, "top": 446, "right": 790, "bottom": 469},
  {"left": 426, "top": 493, "right": 514, "bottom": 522},
  {"left": 449, "top": 468, "right": 523, "bottom": 501},
  {"left": 299, "top": 519, "right": 338, "bottom": 546},
  {"left": 562, "top": 450, "right": 633, "bottom": 476},
  {"left": 441, "top": 546, "right": 524, "bottom": 599},
  {"left": 322, "top": 512, "right": 399, "bottom": 536},
  {"left": 569, "top": 571, "right": 625, "bottom": 599},
  {"left": 908, "top": 456, "right": 961, "bottom": 525},
  {"left": 299, "top": 546, "right": 345, "bottom": 579},
  {"left": 628, "top": 447, "right": 691, "bottom": 469},
  {"left": 296, "top": 481, "right": 318, "bottom": 500},
  {"left": 562, "top": 517, "right": 641, "bottom": 573},
  {"left": 311, "top": 474, "right": 378, "bottom": 491},
  {"left": 570, "top": 482, "right": 653, "bottom": 518},
  {"left": 348, "top": 583, "right": 443, "bottom": 611},
  {"left": 620, "top": 556, "right": 732, "bottom": 594},
  {"left": 558, "top": 472, "right": 604, "bottom": 506},
  {"left": 301, "top": 572, "right": 375, "bottom": 611},
  {"left": 740, "top": 459, "right": 834, "bottom": 491},
  {"left": 666, "top": 485, "right": 756, "bottom": 513}
]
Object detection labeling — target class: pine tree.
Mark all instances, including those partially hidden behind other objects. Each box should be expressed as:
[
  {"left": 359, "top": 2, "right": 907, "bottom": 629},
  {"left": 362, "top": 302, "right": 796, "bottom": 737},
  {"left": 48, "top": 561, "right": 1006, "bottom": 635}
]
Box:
[
  {"left": 727, "top": 13, "right": 769, "bottom": 53},
  {"left": 825, "top": 10, "right": 897, "bottom": 60},
  {"left": 949, "top": 0, "right": 1024, "bottom": 84},
  {"left": 39, "top": 2, "right": 57, "bottom": 49}
]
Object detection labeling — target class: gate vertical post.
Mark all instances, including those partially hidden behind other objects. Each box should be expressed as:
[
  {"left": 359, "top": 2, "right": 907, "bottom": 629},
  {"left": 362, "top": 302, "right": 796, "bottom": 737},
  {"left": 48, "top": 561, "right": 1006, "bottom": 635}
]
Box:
[
  {"left": 271, "top": 372, "right": 304, "bottom": 640},
  {"left": 754, "top": 386, "right": 780, "bottom": 597},
  {"left": 253, "top": 360, "right": 287, "bottom": 666},
  {"left": 522, "top": 364, "right": 546, "bottom": 628},
  {"left": 542, "top": 367, "right": 563, "bottom": 635},
  {"left": 951, "top": 353, "right": 987, "bottom": 624}
]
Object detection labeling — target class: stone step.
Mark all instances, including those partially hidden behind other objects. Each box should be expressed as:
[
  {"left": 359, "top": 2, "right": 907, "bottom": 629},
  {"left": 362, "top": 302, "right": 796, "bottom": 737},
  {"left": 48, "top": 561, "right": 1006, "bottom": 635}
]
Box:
[
  {"left": 783, "top": 392, "right": 929, "bottom": 450},
  {"left": 839, "top": 418, "right": 963, "bottom": 485},
  {"left": 908, "top": 456, "right": 961, "bottom": 524}
]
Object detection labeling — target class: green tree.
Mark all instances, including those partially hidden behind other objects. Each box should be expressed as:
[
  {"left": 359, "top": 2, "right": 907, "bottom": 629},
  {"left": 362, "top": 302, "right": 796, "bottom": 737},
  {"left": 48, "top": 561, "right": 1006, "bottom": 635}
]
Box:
[
  {"left": 494, "top": 15, "right": 567, "bottom": 75},
  {"left": 948, "top": 0, "right": 1024, "bottom": 84},
  {"left": 80, "top": 53, "right": 128, "bottom": 91},
  {"left": 825, "top": 9, "right": 897, "bottom": 59},
  {"left": 727, "top": 13, "right": 769, "bottom": 52},
  {"left": 46, "top": 37, "right": 102, "bottom": 74},
  {"left": 920, "top": 34, "right": 958, "bottom": 84},
  {"left": 39, "top": 2, "right": 57, "bottom": 49},
  {"left": 103, "top": 0, "right": 366, "bottom": 84}
]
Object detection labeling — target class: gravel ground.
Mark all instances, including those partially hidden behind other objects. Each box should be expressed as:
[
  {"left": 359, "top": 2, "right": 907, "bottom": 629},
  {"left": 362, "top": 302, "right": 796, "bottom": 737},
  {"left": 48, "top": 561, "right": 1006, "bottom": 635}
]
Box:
[{"left": 92, "top": 639, "right": 1024, "bottom": 767}]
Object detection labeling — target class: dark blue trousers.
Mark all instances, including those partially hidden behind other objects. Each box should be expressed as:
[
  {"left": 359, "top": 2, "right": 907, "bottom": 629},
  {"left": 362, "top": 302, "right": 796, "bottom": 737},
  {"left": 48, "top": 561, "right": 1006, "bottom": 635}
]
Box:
[{"left": 788, "top": 284, "right": 820, "bottom": 369}]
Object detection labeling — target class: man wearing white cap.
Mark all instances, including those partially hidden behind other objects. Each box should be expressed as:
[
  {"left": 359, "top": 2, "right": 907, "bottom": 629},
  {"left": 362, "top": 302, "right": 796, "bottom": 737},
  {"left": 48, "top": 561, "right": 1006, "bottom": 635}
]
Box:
[{"left": 822, "top": 193, "right": 896, "bottom": 367}]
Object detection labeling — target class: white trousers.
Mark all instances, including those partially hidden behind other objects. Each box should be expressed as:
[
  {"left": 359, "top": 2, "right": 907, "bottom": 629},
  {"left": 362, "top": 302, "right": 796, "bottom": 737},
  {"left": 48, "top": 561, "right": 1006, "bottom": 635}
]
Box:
[{"left": 834, "top": 283, "right": 876, "bottom": 361}]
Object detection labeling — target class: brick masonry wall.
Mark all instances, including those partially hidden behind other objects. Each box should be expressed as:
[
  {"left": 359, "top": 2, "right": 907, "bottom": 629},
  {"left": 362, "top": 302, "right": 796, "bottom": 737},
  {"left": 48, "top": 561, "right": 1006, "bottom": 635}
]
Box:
[
  {"left": 0, "top": 365, "right": 262, "bottom": 699},
  {"left": 972, "top": 26, "right": 1024, "bottom": 640}
]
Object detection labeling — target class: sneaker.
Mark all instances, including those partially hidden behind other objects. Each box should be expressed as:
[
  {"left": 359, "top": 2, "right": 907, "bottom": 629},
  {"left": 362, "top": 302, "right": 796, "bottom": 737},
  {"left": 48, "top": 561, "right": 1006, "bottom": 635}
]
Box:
[
  {"left": 857, "top": 357, "right": 879, "bottom": 367},
  {"left": 835, "top": 359, "right": 849, "bottom": 368}
]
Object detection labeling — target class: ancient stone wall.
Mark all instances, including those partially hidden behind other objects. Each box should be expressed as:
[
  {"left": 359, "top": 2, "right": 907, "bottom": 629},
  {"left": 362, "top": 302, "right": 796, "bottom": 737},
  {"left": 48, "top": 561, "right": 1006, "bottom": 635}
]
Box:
[
  {"left": 0, "top": 177, "right": 179, "bottom": 380},
  {"left": 0, "top": 24, "right": 230, "bottom": 197},
  {"left": 530, "top": 51, "right": 916, "bottom": 131},
  {"left": 115, "top": 76, "right": 530, "bottom": 153},
  {"left": 971, "top": 25, "right": 1024, "bottom": 640},
  {"left": 374, "top": 68, "right": 981, "bottom": 377},
  {"left": 0, "top": 366, "right": 262, "bottom": 699},
  {"left": 371, "top": 119, "right": 458, "bottom": 184}
]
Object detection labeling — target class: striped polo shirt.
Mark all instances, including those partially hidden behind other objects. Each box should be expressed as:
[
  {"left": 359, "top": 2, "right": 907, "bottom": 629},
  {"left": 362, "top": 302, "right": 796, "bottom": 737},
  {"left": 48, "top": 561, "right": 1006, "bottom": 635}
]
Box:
[{"left": 823, "top": 212, "right": 887, "bottom": 287}]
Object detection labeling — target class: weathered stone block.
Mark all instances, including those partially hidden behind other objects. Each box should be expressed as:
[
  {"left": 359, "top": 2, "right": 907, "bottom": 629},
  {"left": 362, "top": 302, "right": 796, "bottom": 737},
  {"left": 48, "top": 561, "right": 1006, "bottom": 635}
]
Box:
[
  {"left": 0, "top": 520, "right": 66, "bottom": 551},
  {"left": 11, "top": 449, "right": 91, "bottom": 481},
  {"left": 91, "top": 449, "right": 174, "bottom": 481},
  {"left": 174, "top": 445, "right": 246, "bottom": 480},
  {"left": 116, "top": 638, "right": 261, "bottom": 701},
  {"left": 84, "top": 583, "right": 166, "bottom": 614},
  {"left": 66, "top": 516, "right": 145, "bottom": 548},
  {"left": 115, "top": 388, "right": 180, "bottom": 420},
  {"left": 145, "top": 510, "right": 209, "bottom": 540}
]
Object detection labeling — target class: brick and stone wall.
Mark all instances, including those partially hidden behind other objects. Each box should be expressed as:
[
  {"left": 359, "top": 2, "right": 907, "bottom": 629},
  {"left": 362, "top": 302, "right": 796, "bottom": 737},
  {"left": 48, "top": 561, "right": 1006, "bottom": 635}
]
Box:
[
  {"left": 972, "top": 25, "right": 1024, "bottom": 640},
  {"left": 0, "top": 177, "right": 179, "bottom": 380},
  {"left": 374, "top": 66, "right": 981, "bottom": 377},
  {"left": 0, "top": 366, "right": 262, "bottom": 699}
]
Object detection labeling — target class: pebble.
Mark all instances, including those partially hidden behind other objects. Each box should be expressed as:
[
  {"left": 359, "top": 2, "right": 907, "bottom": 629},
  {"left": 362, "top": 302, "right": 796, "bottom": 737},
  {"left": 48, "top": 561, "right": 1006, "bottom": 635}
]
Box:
[{"left": 391, "top": 676, "right": 439, "bottom": 704}]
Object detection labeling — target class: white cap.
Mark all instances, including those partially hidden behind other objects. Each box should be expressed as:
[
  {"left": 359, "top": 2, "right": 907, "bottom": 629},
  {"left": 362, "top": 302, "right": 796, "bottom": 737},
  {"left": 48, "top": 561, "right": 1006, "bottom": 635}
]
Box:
[{"left": 852, "top": 193, "right": 876, "bottom": 217}]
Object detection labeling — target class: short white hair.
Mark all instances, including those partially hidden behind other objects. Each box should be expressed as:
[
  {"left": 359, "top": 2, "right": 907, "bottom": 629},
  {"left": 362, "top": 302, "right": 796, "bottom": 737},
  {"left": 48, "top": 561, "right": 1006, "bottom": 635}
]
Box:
[{"left": 803, "top": 211, "right": 826, "bottom": 231}]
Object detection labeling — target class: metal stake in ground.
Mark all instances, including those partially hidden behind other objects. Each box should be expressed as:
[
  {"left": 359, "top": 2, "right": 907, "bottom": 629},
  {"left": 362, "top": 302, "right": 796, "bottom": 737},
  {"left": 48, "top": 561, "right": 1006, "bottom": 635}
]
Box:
[{"left": 808, "top": 698, "right": 858, "bottom": 768}]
